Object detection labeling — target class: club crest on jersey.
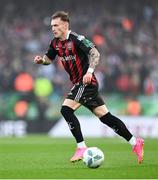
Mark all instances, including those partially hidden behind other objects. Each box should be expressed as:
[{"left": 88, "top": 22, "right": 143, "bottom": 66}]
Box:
[{"left": 67, "top": 42, "right": 73, "bottom": 50}]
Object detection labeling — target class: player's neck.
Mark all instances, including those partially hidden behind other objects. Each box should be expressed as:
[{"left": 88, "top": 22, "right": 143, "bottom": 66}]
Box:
[{"left": 59, "top": 30, "right": 70, "bottom": 41}]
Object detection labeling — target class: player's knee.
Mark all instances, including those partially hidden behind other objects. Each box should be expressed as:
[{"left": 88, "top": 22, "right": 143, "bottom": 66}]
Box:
[
  {"left": 60, "top": 106, "right": 74, "bottom": 117},
  {"left": 93, "top": 105, "right": 109, "bottom": 118}
]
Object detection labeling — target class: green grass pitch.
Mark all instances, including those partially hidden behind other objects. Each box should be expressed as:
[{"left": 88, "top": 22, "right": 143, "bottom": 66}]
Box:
[{"left": 0, "top": 135, "right": 157, "bottom": 179}]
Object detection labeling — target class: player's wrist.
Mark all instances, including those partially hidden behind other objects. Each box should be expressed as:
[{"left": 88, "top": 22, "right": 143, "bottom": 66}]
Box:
[
  {"left": 41, "top": 58, "right": 51, "bottom": 65},
  {"left": 87, "top": 67, "right": 94, "bottom": 74},
  {"left": 41, "top": 58, "right": 46, "bottom": 64}
]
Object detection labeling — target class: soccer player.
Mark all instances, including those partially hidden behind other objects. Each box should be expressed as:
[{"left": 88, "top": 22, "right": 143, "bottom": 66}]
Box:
[{"left": 34, "top": 11, "right": 144, "bottom": 164}]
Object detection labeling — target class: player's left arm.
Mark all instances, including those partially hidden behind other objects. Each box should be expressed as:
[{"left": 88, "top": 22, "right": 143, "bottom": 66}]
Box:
[
  {"left": 88, "top": 47, "right": 100, "bottom": 73},
  {"left": 83, "top": 47, "right": 100, "bottom": 84},
  {"left": 73, "top": 34, "right": 100, "bottom": 84}
]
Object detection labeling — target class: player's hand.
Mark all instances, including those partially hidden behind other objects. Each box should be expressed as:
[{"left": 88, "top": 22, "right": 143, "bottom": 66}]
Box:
[
  {"left": 83, "top": 72, "right": 92, "bottom": 85},
  {"left": 34, "top": 55, "right": 43, "bottom": 64}
]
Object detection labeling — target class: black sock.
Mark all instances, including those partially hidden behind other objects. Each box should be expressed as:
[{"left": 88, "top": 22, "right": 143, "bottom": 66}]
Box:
[
  {"left": 61, "top": 106, "right": 84, "bottom": 143},
  {"left": 100, "top": 112, "right": 132, "bottom": 141}
]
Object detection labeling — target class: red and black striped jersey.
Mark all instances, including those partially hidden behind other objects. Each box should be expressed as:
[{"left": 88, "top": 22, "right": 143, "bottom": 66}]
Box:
[{"left": 45, "top": 31, "right": 97, "bottom": 84}]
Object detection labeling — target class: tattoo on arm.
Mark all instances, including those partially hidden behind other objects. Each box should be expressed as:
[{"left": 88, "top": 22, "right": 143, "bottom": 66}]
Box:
[
  {"left": 88, "top": 47, "right": 100, "bottom": 70},
  {"left": 42, "top": 55, "right": 52, "bottom": 65}
]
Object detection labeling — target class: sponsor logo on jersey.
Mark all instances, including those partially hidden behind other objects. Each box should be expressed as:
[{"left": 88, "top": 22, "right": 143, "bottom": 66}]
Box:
[
  {"left": 77, "top": 35, "right": 85, "bottom": 41},
  {"left": 60, "top": 55, "right": 76, "bottom": 62},
  {"left": 82, "top": 39, "right": 94, "bottom": 48}
]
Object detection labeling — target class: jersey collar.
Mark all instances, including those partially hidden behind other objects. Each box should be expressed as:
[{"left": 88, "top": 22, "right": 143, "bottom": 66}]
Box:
[{"left": 66, "top": 30, "right": 71, "bottom": 39}]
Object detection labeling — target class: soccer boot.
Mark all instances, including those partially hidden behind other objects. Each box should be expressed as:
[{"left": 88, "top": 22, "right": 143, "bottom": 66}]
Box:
[
  {"left": 70, "top": 147, "right": 87, "bottom": 162},
  {"left": 133, "top": 138, "right": 144, "bottom": 164}
]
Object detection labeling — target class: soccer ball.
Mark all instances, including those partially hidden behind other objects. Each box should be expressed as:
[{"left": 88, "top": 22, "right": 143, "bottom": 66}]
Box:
[{"left": 83, "top": 147, "right": 104, "bottom": 168}]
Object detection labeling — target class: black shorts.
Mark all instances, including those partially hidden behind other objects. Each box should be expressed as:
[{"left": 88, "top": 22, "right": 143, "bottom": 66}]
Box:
[{"left": 66, "top": 82, "right": 105, "bottom": 111}]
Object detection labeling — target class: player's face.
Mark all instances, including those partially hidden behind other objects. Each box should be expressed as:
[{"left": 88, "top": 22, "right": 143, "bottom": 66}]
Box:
[{"left": 51, "top": 18, "right": 69, "bottom": 40}]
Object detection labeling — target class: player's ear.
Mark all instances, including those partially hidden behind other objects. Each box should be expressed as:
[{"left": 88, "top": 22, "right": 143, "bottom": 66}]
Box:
[{"left": 64, "top": 22, "right": 69, "bottom": 29}]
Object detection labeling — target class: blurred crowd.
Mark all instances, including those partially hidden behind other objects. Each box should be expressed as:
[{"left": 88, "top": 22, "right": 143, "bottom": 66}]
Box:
[
  {"left": 0, "top": 0, "right": 158, "bottom": 118},
  {"left": 1, "top": 0, "right": 158, "bottom": 95}
]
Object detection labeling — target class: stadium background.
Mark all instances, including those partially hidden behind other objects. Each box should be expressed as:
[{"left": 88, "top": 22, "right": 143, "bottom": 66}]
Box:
[{"left": 0, "top": 0, "right": 158, "bottom": 136}]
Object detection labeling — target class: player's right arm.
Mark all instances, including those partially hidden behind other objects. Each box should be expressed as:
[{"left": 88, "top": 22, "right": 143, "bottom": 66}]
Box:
[
  {"left": 34, "top": 40, "right": 57, "bottom": 65},
  {"left": 34, "top": 55, "right": 52, "bottom": 65}
]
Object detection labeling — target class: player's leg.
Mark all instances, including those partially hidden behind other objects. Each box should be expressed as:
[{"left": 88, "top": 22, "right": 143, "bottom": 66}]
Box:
[
  {"left": 80, "top": 81, "right": 144, "bottom": 164},
  {"left": 93, "top": 104, "right": 134, "bottom": 141},
  {"left": 61, "top": 98, "right": 83, "bottom": 143},
  {"left": 61, "top": 99, "right": 87, "bottom": 162},
  {"left": 92, "top": 104, "right": 144, "bottom": 164}
]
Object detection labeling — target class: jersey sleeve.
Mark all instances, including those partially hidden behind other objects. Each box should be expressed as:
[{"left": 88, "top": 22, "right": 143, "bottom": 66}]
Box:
[
  {"left": 74, "top": 34, "right": 95, "bottom": 54},
  {"left": 45, "top": 40, "right": 57, "bottom": 60}
]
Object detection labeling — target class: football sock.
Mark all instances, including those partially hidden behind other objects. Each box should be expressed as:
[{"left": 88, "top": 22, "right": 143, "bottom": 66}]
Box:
[
  {"left": 61, "top": 106, "right": 84, "bottom": 143},
  {"left": 129, "top": 136, "right": 136, "bottom": 146},
  {"left": 77, "top": 141, "right": 87, "bottom": 148},
  {"left": 100, "top": 112, "right": 133, "bottom": 141}
]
